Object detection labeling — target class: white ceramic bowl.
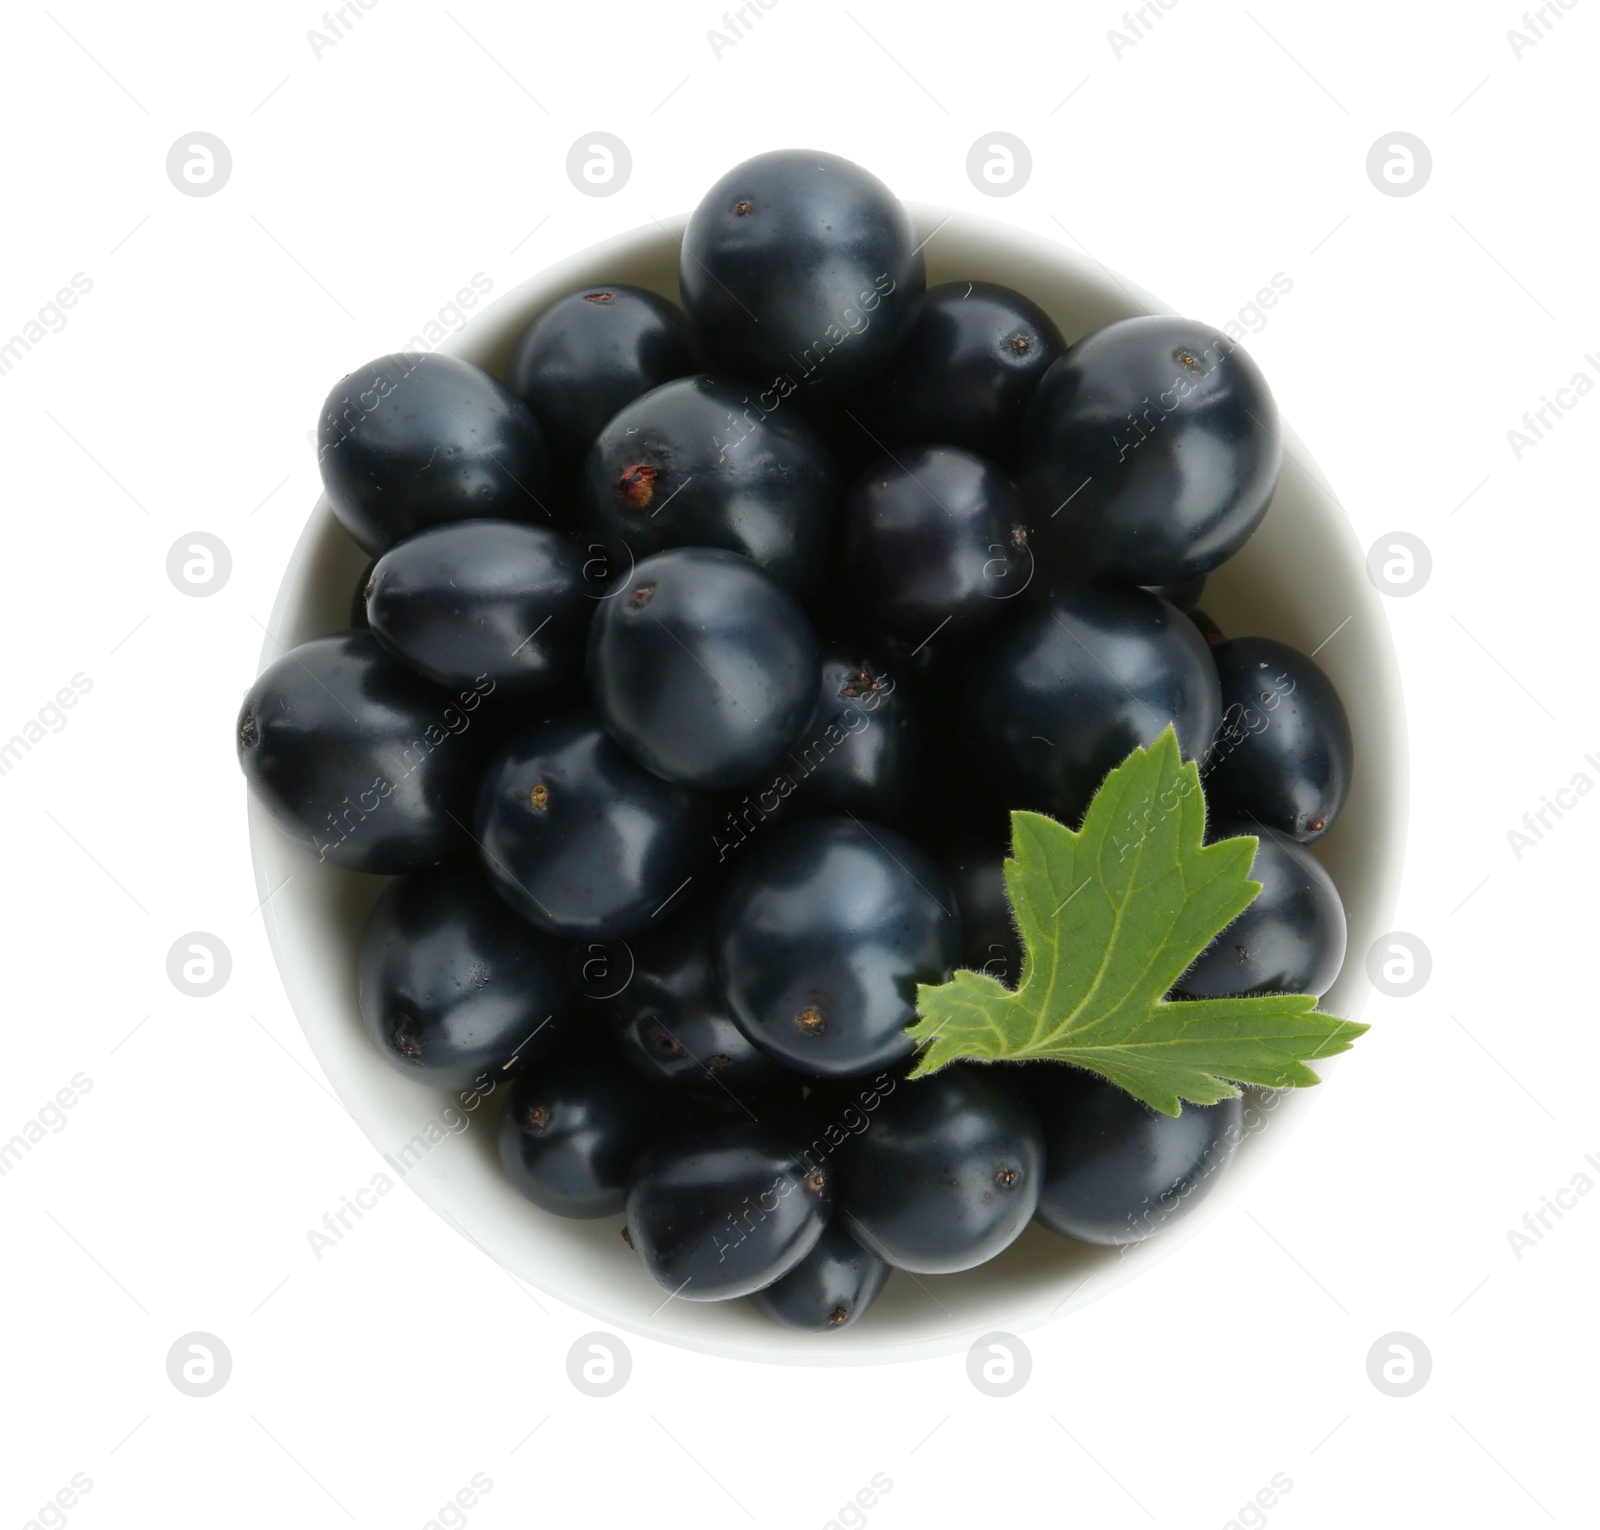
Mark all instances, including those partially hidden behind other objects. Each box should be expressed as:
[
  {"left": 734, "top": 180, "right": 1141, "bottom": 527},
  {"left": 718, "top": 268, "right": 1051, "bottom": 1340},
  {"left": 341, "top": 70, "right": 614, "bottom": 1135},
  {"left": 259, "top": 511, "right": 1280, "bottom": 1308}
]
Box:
[{"left": 250, "top": 204, "right": 1406, "bottom": 1365}]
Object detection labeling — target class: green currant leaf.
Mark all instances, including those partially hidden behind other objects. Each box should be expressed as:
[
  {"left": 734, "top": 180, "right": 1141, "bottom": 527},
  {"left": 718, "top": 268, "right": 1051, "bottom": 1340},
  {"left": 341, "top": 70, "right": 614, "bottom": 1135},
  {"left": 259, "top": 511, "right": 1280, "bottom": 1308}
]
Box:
[{"left": 906, "top": 726, "right": 1367, "bottom": 1115}]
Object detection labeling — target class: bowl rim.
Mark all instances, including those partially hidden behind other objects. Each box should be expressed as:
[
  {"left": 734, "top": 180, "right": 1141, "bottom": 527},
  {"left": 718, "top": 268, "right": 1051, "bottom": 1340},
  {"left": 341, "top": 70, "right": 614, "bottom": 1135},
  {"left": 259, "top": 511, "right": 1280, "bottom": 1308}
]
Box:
[{"left": 251, "top": 201, "right": 1408, "bottom": 1366}]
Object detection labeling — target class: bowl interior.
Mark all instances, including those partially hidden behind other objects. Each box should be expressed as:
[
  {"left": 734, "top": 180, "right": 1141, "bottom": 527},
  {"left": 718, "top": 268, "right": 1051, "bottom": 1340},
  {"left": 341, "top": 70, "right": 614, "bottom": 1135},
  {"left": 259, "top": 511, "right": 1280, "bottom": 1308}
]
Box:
[{"left": 251, "top": 206, "right": 1406, "bottom": 1365}]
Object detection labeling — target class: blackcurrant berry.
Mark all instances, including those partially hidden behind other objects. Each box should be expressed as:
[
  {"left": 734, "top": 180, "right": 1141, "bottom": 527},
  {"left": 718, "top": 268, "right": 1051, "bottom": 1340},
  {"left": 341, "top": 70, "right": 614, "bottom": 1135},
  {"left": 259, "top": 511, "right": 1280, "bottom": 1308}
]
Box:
[
  {"left": 840, "top": 1066, "right": 1043, "bottom": 1274},
  {"left": 608, "top": 906, "right": 788, "bottom": 1102},
  {"left": 365, "top": 520, "right": 589, "bottom": 697},
  {"left": 624, "top": 1119, "right": 832, "bottom": 1300},
  {"left": 844, "top": 280, "right": 1064, "bottom": 460},
  {"left": 780, "top": 648, "right": 924, "bottom": 825},
  {"left": 237, "top": 632, "right": 487, "bottom": 873},
  {"left": 499, "top": 1053, "right": 662, "bottom": 1218},
  {"left": 1204, "top": 636, "right": 1353, "bottom": 843},
  {"left": 474, "top": 709, "right": 715, "bottom": 938},
  {"left": 1018, "top": 317, "right": 1280, "bottom": 585},
  {"left": 680, "top": 150, "right": 925, "bottom": 397},
  {"left": 359, "top": 865, "right": 571, "bottom": 1090},
  {"left": 588, "top": 547, "right": 819, "bottom": 791},
  {"left": 1188, "top": 607, "right": 1225, "bottom": 648},
  {"left": 350, "top": 557, "right": 377, "bottom": 630},
  {"left": 749, "top": 1219, "right": 890, "bottom": 1331},
  {"left": 961, "top": 585, "right": 1222, "bottom": 826},
  {"left": 580, "top": 375, "right": 839, "bottom": 596},
  {"left": 1029, "top": 1067, "right": 1243, "bottom": 1245},
  {"left": 506, "top": 283, "right": 693, "bottom": 462},
  {"left": 1175, "top": 823, "right": 1346, "bottom": 999},
  {"left": 714, "top": 818, "right": 960, "bottom": 1079},
  {"left": 940, "top": 832, "right": 1023, "bottom": 991},
  {"left": 317, "top": 352, "right": 555, "bottom": 555},
  {"left": 1143, "top": 573, "right": 1206, "bottom": 611},
  {"left": 840, "top": 446, "right": 1029, "bottom": 649}
]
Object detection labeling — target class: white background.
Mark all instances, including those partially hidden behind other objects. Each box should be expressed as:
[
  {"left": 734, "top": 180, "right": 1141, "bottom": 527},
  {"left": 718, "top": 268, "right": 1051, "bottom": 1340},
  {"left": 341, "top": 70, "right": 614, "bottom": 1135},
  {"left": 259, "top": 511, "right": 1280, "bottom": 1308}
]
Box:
[{"left": 1, "top": 1, "right": 1594, "bottom": 1526}]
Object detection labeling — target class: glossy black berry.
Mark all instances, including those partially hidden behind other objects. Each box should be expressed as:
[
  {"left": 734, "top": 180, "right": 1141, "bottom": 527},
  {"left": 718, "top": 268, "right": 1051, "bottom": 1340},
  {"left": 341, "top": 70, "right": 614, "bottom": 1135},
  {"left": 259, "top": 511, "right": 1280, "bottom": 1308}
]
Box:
[
  {"left": 841, "top": 447, "right": 1029, "bottom": 648},
  {"left": 1018, "top": 317, "right": 1281, "bottom": 584},
  {"left": 365, "top": 520, "right": 589, "bottom": 696},
  {"left": 237, "top": 632, "right": 487, "bottom": 873},
  {"left": 317, "top": 352, "right": 556, "bottom": 555},
  {"left": 350, "top": 558, "right": 377, "bottom": 629},
  {"left": 680, "top": 150, "right": 925, "bottom": 396},
  {"left": 1204, "top": 636, "right": 1353, "bottom": 843},
  {"left": 1144, "top": 573, "right": 1206, "bottom": 612},
  {"left": 714, "top": 818, "right": 960, "bottom": 1079},
  {"left": 499, "top": 1053, "right": 661, "bottom": 1218},
  {"left": 564, "top": 935, "right": 639, "bottom": 1004},
  {"left": 506, "top": 283, "right": 693, "bottom": 462},
  {"left": 840, "top": 1066, "right": 1043, "bottom": 1274},
  {"left": 1030, "top": 1068, "right": 1243, "bottom": 1245},
  {"left": 961, "top": 585, "right": 1222, "bottom": 826},
  {"left": 474, "top": 709, "right": 715, "bottom": 939},
  {"left": 609, "top": 908, "right": 788, "bottom": 1102},
  {"left": 588, "top": 547, "right": 819, "bottom": 791},
  {"left": 1174, "top": 823, "right": 1346, "bottom": 999},
  {"left": 358, "top": 866, "right": 571, "bottom": 1090},
  {"left": 845, "top": 280, "right": 1064, "bottom": 460},
  {"left": 624, "top": 1120, "right": 832, "bottom": 1300},
  {"left": 1188, "top": 608, "right": 1225, "bottom": 648},
  {"left": 941, "top": 832, "right": 1023, "bottom": 991},
  {"left": 781, "top": 649, "right": 924, "bottom": 824},
  {"left": 580, "top": 375, "right": 838, "bottom": 594},
  {"left": 749, "top": 1219, "right": 890, "bottom": 1331}
]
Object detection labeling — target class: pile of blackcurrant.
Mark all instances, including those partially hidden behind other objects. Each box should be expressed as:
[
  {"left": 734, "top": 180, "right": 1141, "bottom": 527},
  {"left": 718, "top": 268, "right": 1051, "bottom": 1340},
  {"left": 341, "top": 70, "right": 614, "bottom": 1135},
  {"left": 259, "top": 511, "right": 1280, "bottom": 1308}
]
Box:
[{"left": 239, "top": 150, "right": 1354, "bottom": 1332}]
